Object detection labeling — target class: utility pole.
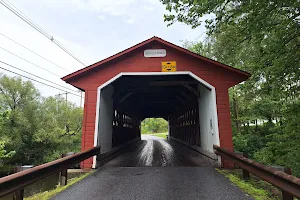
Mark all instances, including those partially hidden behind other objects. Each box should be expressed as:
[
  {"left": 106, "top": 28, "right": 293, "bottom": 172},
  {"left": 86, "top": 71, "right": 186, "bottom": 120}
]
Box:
[
  {"left": 55, "top": 92, "right": 69, "bottom": 134},
  {"left": 56, "top": 93, "right": 60, "bottom": 114},
  {"left": 80, "top": 91, "right": 83, "bottom": 108},
  {"left": 64, "top": 92, "right": 69, "bottom": 134}
]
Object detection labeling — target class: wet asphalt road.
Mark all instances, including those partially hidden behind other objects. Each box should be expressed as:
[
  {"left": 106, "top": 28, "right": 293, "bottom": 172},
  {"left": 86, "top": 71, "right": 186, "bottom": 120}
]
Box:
[
  {"left": 103, "top": 140, "right": 210, "bottom": 167},
  {"left": 140, "top": 134, "right": 162, "bottom": 140},
  {"left": 52, "top": 140, "right": 253, "bottom": 200}
]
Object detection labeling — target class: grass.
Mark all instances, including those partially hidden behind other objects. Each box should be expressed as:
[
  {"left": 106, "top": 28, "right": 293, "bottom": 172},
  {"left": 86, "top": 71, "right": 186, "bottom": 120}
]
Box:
[
  {"left": 150, "top": 132, "right": 168, "bottom": 139},
  {"left": 216, "top": 168, "right": 281, "bottom": 200},
  {"left": 25, "top": 172, "right": 92, "bottom": 200}
]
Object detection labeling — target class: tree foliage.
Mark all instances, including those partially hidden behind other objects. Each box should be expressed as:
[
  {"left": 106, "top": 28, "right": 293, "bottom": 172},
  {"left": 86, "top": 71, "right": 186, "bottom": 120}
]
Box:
[
  {"left": 161, "top": 0, "right": 300, "bottom": 176},
  {"left": 141, "top": 118, "right": 168, "bottom": 134},
  {"left": 0, "top": 75, "right": 82, "bottom": 175}
]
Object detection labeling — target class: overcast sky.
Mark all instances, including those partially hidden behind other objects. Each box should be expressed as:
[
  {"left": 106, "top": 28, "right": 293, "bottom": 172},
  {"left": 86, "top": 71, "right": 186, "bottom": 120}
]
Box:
[{"left": 0, "top": 0, "right": 206, "bottom": 106}]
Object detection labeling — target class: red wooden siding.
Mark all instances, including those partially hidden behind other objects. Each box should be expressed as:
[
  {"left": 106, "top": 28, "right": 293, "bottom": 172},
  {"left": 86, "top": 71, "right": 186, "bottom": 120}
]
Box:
[{"left": 65, "top": 40, "right": 248, "bottom": 168}]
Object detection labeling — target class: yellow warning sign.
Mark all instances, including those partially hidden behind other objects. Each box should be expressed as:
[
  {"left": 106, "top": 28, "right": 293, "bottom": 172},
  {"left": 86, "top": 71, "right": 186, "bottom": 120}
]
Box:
[{"left": 162, "top": 61, "right": 176, "bottom": 72}]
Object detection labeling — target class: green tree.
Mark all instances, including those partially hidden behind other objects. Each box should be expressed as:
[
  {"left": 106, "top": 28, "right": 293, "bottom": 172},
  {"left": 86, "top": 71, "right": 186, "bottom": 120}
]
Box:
[
  {"left": 0, "top": 75, "right": 83, "bottom": 173},
  {"left": 34, "top": 96, "right": 82, "bottom": 162},
  {"left": 141, "top": 118, "right": 168, "bottom": 134},
  {"left": 0, "top": 75, "right": 41, "bottom": 165},
  {"left": 182, "top": 39, "right": 215, "bottom": 58},
  {"left": 0, "top": 141, "right": 15, "bottom": 163}
]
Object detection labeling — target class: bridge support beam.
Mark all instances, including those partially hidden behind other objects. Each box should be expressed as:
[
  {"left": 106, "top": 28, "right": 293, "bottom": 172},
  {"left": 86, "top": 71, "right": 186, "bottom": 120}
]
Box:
[{"left": 97, "top": 85, "right": 114, "bottom": 153}]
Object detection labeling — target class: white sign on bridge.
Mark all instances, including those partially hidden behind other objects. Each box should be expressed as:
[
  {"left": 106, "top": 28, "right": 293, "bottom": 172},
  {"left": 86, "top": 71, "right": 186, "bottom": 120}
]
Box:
[{"left": 144, "top": 49, "right": 166, "bottom": 58}]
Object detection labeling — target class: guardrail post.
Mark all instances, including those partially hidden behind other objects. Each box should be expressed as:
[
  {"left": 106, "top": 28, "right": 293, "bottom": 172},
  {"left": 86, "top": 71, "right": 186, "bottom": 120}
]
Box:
[
  {"left": 59, "top": 154, "right": 68, "bottom": 186},
  {"left": 242, "top": 152, "right": 250, "bottom": 180},
  {"left": 282, "top": 168, "right": 293, "bottom": 200},
  {"left": 13, "top": 166, "right": 24, "bottom": 200}
]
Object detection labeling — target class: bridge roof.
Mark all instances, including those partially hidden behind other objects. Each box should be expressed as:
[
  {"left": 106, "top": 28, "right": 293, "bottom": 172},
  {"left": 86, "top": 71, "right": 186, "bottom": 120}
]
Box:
[{"left": 62, "top": 36, "right": 250, "bottom": 82}]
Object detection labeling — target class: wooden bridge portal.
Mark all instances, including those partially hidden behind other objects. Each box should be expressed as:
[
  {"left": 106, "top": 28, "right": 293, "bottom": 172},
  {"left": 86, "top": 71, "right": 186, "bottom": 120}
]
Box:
[{"left": 62, "top": 36, "right": 250, "bottom": 169}]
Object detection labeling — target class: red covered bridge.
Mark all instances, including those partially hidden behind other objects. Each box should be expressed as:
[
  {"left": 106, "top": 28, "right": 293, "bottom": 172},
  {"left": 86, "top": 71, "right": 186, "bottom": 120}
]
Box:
[{"left": 62, "top": 36, "right": 250, "bottom": 169}]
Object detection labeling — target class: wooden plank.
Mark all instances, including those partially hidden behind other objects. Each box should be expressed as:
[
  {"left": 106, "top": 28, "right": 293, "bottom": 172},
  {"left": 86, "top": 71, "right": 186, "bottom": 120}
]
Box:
[
  {"left": 183, "top": 84, "right": 199, "bottom": 97},
  {"left": 149, "top": 80, "right": 198, "bottom": 86},
  {"left": 119, "top": 92, "right": 132, "bottom": 104}
]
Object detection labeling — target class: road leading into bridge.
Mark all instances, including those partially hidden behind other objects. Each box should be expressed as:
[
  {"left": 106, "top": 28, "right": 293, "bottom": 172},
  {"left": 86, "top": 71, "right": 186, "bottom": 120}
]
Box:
[
  {"left": 103, "top": 139, "right": 214, "bottom": 167},
  {"left": 52, "top": 140, "right": 253, "bottom": 200}
]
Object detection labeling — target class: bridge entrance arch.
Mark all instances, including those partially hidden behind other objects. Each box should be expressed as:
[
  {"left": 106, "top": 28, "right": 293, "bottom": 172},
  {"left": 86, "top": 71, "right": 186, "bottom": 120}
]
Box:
[
  {"left": 94, "top": 72, "right": 219, "bottom": 167},
  {"left": 62, "top": 36, "right": 250, "bottom": 169}
]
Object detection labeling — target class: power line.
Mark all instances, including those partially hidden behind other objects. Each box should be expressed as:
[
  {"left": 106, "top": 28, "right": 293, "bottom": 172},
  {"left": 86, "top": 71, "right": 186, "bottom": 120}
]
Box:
[
  {"left": 0, "top": 0, "right": 86, "bottom": 66},
  {"left": 0, "top": 60, "right": 80, "bottom": 93},
  {"left": 0, "top": 46, "right": 61, "bottom": 77},
  {"left": 0, "top": 32, "right": 71, "bottom": 73},
  {"left": 1, "top": 0, "right": 50, "bottom": 37},
  {"left": 0, "top": 63, "right": 83, "bottom": 98}
]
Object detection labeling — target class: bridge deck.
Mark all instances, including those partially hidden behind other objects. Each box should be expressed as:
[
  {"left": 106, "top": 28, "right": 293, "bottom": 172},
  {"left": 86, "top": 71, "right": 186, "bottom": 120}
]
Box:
[
  {"left": 103, "top": 138, "right": 215, "bottom": 167},
  {"left": 52, "top": 138, "right": 252, "bottom": 200}
]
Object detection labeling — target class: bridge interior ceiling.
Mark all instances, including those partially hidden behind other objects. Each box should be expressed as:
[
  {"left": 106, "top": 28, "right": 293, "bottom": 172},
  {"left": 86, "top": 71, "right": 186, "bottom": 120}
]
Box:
[{"left": 111, "top": 75, "right": 200, "bottom": 121}]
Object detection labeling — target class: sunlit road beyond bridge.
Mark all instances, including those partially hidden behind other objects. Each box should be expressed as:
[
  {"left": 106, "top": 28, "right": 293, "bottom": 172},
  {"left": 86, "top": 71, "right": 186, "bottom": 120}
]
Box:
[{"left": 52, "top": 137, "right": 252, "bottom": 200}]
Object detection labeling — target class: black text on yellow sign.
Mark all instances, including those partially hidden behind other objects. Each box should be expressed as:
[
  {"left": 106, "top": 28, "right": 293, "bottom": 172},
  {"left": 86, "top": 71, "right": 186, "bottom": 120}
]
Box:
[{"left": 162, "top": 61, "right": 176, "bottom": 72}]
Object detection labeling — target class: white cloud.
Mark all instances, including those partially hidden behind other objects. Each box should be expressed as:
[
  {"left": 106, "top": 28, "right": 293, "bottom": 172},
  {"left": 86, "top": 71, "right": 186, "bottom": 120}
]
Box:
[
  {"left": 142, "top": 5, "right": 155, "bottom": 11},
  {"left": 146, "top": 0, "right": 160, "bottom": 4},
  {"left": 98, "top": 15, "right": 105, "bottom": 21},
  {"left": 43, "top": 0, "right": 136, "bottom": 16},
  {"left": 125, "top": 18, "right": 135, "bottom": 24}
]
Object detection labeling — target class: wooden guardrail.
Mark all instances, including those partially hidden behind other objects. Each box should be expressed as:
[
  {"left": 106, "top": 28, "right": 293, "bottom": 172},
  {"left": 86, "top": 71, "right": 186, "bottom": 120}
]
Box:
[
  {"left": 213, "top": 145, "right": 300, "bottom": 200},
  {"left": 0, "top": 146, "right": 100, "bottom": 199}
]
